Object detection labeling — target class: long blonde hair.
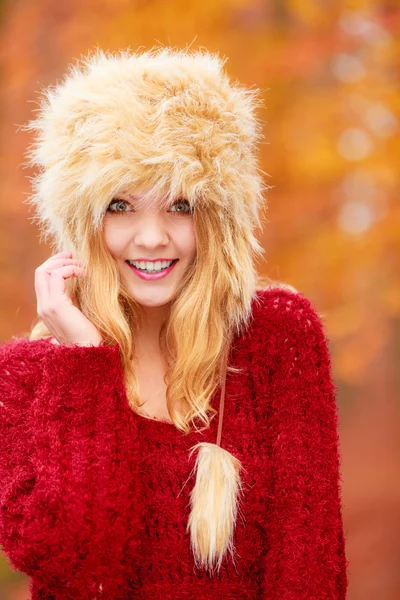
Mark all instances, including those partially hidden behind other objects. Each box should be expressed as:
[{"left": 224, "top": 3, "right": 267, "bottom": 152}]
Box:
[
  {"left": 24, "top": 46, "right": 274, "bottom": 434},
  {"left": 28, "top": 225, "right": 273, "bottom": 435}
]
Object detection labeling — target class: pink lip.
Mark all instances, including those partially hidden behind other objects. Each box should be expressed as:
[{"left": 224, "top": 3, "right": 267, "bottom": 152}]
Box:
[
  {"left": 130, "top": 258, "right": 176, "bottom": 262},
  {"left": 126, "top": 259, "right": 178, "bottom": 280}
]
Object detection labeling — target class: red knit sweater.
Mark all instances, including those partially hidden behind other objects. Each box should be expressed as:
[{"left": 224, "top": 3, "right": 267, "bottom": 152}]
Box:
[{"left": 0, "top": 288, "right": 348, "bottom": 599}]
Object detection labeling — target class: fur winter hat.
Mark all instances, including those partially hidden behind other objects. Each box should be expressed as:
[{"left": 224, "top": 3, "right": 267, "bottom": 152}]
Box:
[
  {"left": 24, "top": 46, "right": 268, "bottom": 576},
  {"left": 24, "top": 47, "right": 267, "bottom": 258}
]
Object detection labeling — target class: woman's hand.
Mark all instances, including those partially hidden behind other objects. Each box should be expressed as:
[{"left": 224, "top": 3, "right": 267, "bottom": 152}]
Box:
[{"left": 35, "top": 251, "right": 103, "bottom": 347}]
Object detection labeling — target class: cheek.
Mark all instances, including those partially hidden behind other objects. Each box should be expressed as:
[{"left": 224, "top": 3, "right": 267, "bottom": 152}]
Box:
[
  {"left": 103, "top": 219, "right": 127, "bottom": 255},
  {"left": 177, "top": 222, "right": 197, "bottom": 258}
]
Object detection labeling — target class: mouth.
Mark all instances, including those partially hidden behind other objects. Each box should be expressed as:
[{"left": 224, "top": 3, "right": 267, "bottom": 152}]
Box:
[{"left": 125, "top": 258, "right": 179, "bottom": 280}]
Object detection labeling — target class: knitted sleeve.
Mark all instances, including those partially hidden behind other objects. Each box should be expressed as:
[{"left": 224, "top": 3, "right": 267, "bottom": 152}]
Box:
[
  {"left": 257, "top": 289, "right": 349, "bottom": 599},
  {"left": 0, "top": 339, "right": 140, "bottom": 600}
]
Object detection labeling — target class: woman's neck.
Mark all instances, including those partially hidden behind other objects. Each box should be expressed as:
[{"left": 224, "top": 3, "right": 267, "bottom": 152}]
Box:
[{"left": 135, "top": 303, "right": 170, "bottom": 358}]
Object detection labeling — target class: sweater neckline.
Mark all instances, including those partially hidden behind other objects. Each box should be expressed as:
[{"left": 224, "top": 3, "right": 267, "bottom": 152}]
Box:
[
  {"left": 128, "top": 402, "right": 220, "bottom": 444},
  {"left": 130, "top": 404, "right": 218, "bottom": 433},
  {"left": 133, "top": 411, "right": 175, "bottom": 427}
]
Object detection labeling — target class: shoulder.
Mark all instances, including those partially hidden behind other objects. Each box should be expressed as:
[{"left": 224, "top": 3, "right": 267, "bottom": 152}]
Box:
[
  {"left": 253, "top": 283, "right": 325, "bottom": 329},
  {"left": 250, "top": 283, "right": 330, "bottom": 358},
  {"left": 248, "top": 285, "right": 336, "bottom": 402}
]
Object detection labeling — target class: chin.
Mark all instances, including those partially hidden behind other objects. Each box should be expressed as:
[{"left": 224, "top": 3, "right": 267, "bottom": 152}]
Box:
[{"left": 126, "top": 287, "right": 177, "bottom": 307}]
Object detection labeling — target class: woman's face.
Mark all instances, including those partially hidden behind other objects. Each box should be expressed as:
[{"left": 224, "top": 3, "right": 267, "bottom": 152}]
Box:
[{"left": 103, "top": 191, "right": 197, "bottom": 310}]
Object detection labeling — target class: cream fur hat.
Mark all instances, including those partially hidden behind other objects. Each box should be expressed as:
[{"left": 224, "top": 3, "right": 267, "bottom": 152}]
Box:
[
  {"left": 24, "top": 47, "right": 267, "bottom": 262},
  {"left": 24, "top": 46, "right": 270, "bottom": 575}
]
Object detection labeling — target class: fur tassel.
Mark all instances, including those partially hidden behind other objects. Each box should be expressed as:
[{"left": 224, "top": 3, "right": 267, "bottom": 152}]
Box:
[{"left": 186, "top": 441, "right": 244, "bottom": 575}]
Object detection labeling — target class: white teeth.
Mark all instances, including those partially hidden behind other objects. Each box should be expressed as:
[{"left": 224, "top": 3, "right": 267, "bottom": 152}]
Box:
[{"left": 127, "top": 259, "right": 174, "bottom": 272}]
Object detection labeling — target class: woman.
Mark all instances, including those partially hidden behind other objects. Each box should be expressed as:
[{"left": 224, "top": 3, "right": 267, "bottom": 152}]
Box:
[{"left": 0, "top": 47, "right": 348, "bottom": 599}]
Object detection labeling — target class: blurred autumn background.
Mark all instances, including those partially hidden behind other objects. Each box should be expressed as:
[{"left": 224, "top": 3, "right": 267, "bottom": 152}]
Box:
[{"left": 0, "top": 0, "right": 399, "bottom": 598}]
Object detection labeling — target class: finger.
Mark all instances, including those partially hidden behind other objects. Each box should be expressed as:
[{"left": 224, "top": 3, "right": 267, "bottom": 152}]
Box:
[
  {"left": 40, "top": 257, "right": 82, "bottom": 271},
  {"left": 46, "top": 251, "right": 73, "bottom": 262},
  {"left": 41, "top": 255, "right": 81, "bottom": 268},
  {"left": 36, "top": 265, "right": 84, "bottom": 314},
  {"left": 36, "top": 260, "right": 82, "bottom": 283},
  {"left": 35, "top": 263, "right": 52, "bottom": 310},
  {"left": 48, "top": 265, "right": 85, "bottom": 305},
  {"left": 35, "top": 259, "right": 80, "bottom": 299},
  {"left": 55, "top": 251, "right": 73, "bottom": 257}
]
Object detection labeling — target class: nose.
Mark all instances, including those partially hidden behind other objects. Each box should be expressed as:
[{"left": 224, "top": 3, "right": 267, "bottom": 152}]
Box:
[{"left": 132, "top": 213, "right": 170, "bottom": 248}]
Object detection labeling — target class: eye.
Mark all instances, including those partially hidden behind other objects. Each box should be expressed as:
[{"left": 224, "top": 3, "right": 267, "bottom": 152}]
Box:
[
  {"left": 107, "top": 198, "right": 193, "bottom": 215},
  {"left": 169, "top": 199, "right": 192, "bottom": 215},
  {"left": 107, "top": 199, "right": 133, "bottom": 213}
]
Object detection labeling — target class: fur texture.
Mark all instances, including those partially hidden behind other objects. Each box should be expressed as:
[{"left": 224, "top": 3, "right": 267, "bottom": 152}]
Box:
[
  {"left": 24, "top": 46, "right": 268, "bottom": 256},
  {"left": 186, "top": 442, "right": 244, "bottom": 575}
]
